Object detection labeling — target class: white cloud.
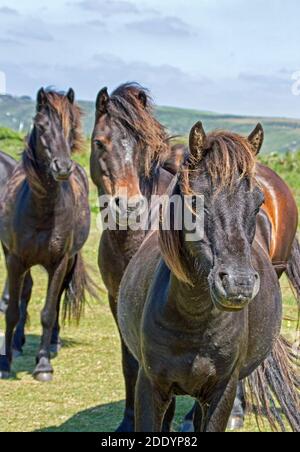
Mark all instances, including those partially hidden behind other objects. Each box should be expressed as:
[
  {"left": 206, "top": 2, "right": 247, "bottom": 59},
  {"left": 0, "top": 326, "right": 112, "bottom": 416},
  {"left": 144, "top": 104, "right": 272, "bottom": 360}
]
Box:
[
  {"left": 73, "top": 0, "right": 138, "bottom": 16},
  {"left": 126, "top": 16, "right": 194, "bottom": 37},
  {"left": 0, "top": 6, "right": 19, "bottom": 16}
]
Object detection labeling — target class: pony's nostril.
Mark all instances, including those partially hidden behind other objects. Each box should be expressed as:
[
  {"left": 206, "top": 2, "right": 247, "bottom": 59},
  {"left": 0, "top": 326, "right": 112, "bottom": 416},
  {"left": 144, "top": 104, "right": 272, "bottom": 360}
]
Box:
[
  {"left": 115, "top": 197, "right": 120, "bottom": 208},
  {"left": 66, "top": 161, "right": 73, "bottom": 172},
  {"left": 219, "top": 272, "right": 229, "bottom": 283},
  {"left": 52, "top": 158, "right": 60, "bottom": 172},
  {"left": 52, "top": 158, "right": 73, "bottom": 174}
]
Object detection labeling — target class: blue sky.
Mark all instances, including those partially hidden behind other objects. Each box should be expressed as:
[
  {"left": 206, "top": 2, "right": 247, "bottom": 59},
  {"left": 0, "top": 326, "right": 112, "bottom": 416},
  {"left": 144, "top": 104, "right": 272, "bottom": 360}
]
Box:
[{"left": 0, "top": 0, "right": 300, "bottom": 116}]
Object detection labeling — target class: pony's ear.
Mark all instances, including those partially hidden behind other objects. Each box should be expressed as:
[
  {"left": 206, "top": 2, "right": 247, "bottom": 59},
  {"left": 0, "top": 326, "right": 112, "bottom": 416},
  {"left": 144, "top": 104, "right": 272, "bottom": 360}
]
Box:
[
  {"left": 96, "top": 87, "right": 109, "bottom": 115},
  {"left": 138, "top": 90, "right": 147, "bottom": 109},
  {"left": 189, "top": 121, "right": 206, "bottom": 166},
  {"left": 36, "top": 88, "right": 47, "bottom": 111},
  {"left": 248, "top": 123, "right": 264, "bottom": 155},
  {"left": 66, "top": 88, "right": 75, "bottom": 104}
]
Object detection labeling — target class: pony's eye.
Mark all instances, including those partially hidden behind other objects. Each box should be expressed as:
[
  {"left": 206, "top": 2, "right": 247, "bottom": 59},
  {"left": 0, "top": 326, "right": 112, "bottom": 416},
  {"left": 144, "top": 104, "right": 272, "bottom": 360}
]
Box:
[
  {"left": 260, "top": 194, "right": 265, "bottom": 206},
  {"left": 94, "top": 140, "right": 104, "bottom": 151},
  {"left": 256, "top": 197, "right": 265, "bottom": 212},
  {"left": 37, "top": 124, "right": 46, "bottom": 135},
  {"left": 254, "top": 197, "right": 265, "bottom": 215}
]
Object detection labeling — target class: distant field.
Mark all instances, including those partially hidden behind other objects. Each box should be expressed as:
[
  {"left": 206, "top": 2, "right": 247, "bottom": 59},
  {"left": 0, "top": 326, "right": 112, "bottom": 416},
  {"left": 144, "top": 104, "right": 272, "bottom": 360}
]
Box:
[
  {"left": 0, "top": 127, "right": 299, "bottom": 433},
  {"left": 1, "top": 94, "right": 300, "bottom": 153}
]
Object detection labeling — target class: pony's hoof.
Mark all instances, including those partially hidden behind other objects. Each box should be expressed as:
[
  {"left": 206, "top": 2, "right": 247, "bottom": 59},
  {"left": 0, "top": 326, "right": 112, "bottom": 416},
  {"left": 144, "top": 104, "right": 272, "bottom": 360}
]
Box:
[
  {"left": 0, "top": 371, "right": 11, "bottom": 380},
  {"left": 12, "top": 349, "right": 23, "bottom": 359},
  {"left": 33, "top": 372, "right": 53, "bottom": 383},
  {"left": 50, "top": 342, "right": 62, "bottom": 357},
  {"left": 227, "top": 416, "right": 244, "bottom": 431},
  {"left": 180, "top": 420, "right": 195, "bottom": 433}
]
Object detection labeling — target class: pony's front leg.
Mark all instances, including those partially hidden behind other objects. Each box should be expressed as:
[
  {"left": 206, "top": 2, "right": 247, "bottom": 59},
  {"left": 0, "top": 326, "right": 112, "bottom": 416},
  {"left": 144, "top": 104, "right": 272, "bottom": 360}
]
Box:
[
  {"left": 50, "top": 257, "right": 75, "bottom": 356},
  {"left": 12, "top": 272, "right": 33, "bottom": 357},
  {"left": 109, "top": 294, "right": 139, "bottom": 432},
  {"left": 116, "top": 339, "right": 139, "bottom": 432},
  {"left": 0, "top": 255, "right": 26, "bottom": 379},
  {"left": 50, "top": 294, "right": 62, "bottom": 356},
  {"left": 227, "top": 381, "right": 246, "bottom": 431},
  {"left": 135, "top": 368, "right": 172, "bottom": 432},
  {"left": 204, "top": 372, "right": 240, "bottom": 432},
  {"left": 33, "top": 257, "right": 68, "bottom": 382}
]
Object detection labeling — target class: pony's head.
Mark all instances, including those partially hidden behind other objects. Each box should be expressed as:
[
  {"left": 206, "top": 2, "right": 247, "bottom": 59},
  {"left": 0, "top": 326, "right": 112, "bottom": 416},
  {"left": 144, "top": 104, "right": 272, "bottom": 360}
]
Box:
[
  {"left": 30, "top": 87, "right": 83, "bottom": 182},
  {"left": 91, "top": 83, "right": 169, "bottom": 218},
  {"left": 160, "top": 122, "right": 265, "bottom": 312}
]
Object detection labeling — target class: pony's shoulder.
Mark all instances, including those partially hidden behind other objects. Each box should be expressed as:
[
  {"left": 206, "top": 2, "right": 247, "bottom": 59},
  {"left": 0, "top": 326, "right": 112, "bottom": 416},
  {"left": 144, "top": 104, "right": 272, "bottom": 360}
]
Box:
[{"left": 3, "top": 162, "right": 26, "bottom": 198}]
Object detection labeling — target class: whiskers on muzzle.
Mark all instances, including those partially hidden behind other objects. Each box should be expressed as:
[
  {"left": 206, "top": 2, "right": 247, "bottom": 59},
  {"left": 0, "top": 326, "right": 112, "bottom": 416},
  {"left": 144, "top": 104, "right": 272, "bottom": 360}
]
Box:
[{"left": 209, "top": 266, "right": 260, "bottom": 312}]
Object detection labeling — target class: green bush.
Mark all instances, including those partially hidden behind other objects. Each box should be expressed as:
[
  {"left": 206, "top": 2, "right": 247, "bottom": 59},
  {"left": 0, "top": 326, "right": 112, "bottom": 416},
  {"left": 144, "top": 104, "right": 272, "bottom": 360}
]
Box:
[{"left": 0, "top": 127, "right": 23, "bottom": 142}]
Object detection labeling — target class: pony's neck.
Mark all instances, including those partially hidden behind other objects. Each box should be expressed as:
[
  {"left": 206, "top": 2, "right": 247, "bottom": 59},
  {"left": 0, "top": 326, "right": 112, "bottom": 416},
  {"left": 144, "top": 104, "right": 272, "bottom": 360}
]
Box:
[
  {"left": 160, "top": 230, "right": 214, "bottom": 320},
  {"left": 167, "top": 261, "right": 213, "bottom": 320},
  {"left": 24, "top": 132, "right": 64, "bottom": 207}
]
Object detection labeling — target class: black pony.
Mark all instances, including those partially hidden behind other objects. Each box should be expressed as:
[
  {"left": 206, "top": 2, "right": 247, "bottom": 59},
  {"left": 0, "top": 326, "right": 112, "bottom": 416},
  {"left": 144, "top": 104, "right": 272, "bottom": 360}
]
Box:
[
  {"left": 118, "top": 122, "right": 300, "bottom": 431},
  {"left": 0, "top": 88, "right": 94, "bottom": 382}
]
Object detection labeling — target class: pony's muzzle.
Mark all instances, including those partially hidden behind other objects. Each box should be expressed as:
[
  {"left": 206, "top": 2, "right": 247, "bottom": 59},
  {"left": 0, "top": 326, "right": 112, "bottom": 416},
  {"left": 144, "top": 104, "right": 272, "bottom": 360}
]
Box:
[
  {"left": 210, "top": 267, "right": 260, "bottom": 311},
  {"left": 51, "top": 158, "right": 74, "bottom": 181}
]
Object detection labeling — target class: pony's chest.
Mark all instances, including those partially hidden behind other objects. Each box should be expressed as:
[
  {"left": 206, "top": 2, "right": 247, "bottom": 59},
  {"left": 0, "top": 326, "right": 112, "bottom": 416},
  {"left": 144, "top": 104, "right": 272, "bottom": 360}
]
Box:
[
  {"left": 143, "top": 321, "right": 241, "bottom": 398},
  {"left": 14, "top": 226, "right": 73, "bottom": 261}
]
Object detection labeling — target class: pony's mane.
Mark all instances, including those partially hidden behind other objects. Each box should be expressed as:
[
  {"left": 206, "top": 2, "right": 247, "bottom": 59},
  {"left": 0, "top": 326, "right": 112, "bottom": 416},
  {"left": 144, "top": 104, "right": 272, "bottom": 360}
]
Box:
[
  {"left": 22, "top": 90, "right": 84, "bottom": 198},
  {"left": 22, "top": 128, "right": 47, "bottom": 198},
  {"left": 159, "top": 130, "right": 257, "bottom": 286},
  {"left": 159, "top": 178, "right": 192, "bottom": 286},
  {"left": 182, "top": 130, "right": 256, "bottom": 194},
  {"left": 37, "top": 89, "right": 84, "bottom": 154},
  {"left": 108, "top": 83, "right": 170, "bottom": 176}
]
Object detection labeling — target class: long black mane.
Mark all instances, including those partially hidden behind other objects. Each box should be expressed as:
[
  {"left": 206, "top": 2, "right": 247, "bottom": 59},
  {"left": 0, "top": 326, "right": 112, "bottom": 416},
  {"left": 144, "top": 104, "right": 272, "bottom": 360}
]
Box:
[{"left": 108, "top": 83, "right": 170, "bottom": 177}]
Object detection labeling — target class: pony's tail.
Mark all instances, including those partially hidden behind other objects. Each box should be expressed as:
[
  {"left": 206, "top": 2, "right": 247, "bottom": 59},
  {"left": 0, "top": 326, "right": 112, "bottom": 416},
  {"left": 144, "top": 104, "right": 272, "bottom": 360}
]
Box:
[
  {"left": 62, "top": 253, "right": 99, "bottom": 324},
  {"left": 246, "top": 336, "right": 300, "bottom": 432},
  {"left": 286, "top": 237, "right": 300, "bottom": 325}
]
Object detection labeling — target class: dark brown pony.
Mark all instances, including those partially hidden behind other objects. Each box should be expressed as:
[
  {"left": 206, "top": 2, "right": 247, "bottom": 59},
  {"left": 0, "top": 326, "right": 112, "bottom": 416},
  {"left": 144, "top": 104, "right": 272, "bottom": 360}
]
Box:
[
  {"left": 118, "top": 123, "right": 300, "bottom": 432},
  {"left": 91, "top": 83, "right": 177, "bottom": 431},
  {"left": 0, "top": 153, "right": 65, "bottom": 356},
  {"left": 0, "top": 88, "right": 93, "bottom": 382}
]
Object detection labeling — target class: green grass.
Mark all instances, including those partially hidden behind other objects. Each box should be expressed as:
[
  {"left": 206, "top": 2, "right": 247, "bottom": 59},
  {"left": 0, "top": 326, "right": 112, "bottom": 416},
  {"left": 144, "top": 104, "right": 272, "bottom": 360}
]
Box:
[{"left": 0, "top": 128, "right": 299, "bottom": 432}]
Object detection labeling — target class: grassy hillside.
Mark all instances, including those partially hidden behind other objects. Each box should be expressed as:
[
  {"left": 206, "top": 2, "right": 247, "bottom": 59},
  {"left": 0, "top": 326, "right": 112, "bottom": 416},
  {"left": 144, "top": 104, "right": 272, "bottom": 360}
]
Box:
[
  {"left": 2, "top": 94, "right": 300, "bottom": 153},
  {"left": 0, "top": 127, "right": 299, "bottom": 433}
]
